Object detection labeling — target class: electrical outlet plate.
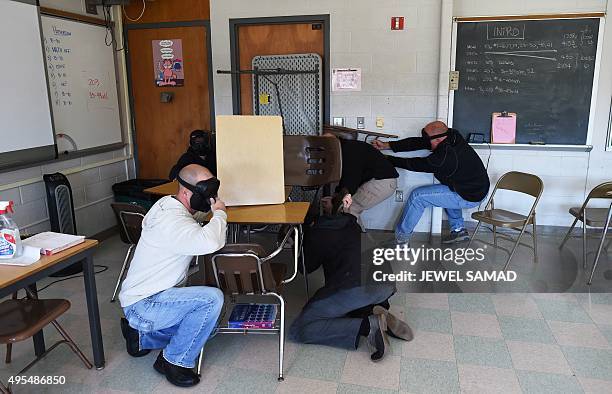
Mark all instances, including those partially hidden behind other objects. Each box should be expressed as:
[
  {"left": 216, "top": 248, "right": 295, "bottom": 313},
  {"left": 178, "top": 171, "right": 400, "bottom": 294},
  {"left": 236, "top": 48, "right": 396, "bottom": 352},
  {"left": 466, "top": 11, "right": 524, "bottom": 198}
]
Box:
[
  {"left": 395, "top": 189, "right": 404, "bottom": 202},
  {"left": 333, "top": 117, "right": 345, "bottom": 126},
  {"left": 449, "top": 71, "right": 459, "bottom": 90},
  {"left": 376, "top": 117, "right": 384, "bottom": 128},
  {"left": 356, "top": 117, "right": 365, "bottom": 129}
]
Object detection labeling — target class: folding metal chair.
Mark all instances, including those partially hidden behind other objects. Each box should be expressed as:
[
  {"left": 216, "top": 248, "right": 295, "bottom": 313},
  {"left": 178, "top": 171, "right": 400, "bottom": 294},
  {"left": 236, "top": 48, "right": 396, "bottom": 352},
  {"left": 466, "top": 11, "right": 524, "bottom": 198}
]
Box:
[
  {"left": 467, "top": 171, "right": 544, "bottom": 271},
  {"left": 559, "top": 181, "right": 612, "bottom": 284},
  {"left": 110, "top": 202, "right": 147, "bottom": 302}
]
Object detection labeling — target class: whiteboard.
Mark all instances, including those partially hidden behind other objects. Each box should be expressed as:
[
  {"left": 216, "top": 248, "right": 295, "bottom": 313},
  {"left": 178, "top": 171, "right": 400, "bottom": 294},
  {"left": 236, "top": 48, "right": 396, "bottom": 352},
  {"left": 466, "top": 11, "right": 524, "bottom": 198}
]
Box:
[
  {"left": 0, "top": 1, "right": 55, "bottom": 160},
  {"left": 41, "top": 14, "right": 123, "bottom": 152}
]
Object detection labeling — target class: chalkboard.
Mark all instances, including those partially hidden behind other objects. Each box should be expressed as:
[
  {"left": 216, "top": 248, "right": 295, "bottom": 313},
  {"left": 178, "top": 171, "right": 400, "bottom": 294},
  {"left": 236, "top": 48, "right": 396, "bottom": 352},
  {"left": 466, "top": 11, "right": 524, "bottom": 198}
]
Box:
[
  {"left": 41, "top": 14, "right": 123, "bottom": 153},
  {"left": 451, "top": 17, "right": 602, "bottom": 145}
]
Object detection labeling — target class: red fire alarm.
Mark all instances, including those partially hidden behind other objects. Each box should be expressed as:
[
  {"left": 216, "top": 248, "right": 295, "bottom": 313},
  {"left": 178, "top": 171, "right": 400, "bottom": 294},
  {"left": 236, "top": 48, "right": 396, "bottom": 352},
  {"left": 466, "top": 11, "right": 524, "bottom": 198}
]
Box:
[{"left": 391, "top": 17, "right": 404, "bottom": 30}]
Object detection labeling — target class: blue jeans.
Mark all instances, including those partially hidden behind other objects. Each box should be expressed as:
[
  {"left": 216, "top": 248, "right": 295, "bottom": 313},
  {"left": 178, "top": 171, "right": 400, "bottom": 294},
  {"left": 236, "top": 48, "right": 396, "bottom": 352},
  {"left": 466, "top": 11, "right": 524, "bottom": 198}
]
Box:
[
  {"left": 290, "top": 284, "right": 395, "bottom": 349},
  {"left": 396, "top": 184, "right": 482, "bottom": 241},
  {"left": 123, "top": 286, "right": 224, "bottom": 368}
]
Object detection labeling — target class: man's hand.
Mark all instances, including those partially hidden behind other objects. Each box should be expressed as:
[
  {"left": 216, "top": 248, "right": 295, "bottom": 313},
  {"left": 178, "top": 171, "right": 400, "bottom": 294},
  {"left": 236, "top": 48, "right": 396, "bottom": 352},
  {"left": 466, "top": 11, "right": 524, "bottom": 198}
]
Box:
[
  {"left": 342, "top": 194, "right": 352, "bottom": 210},
  {"left": 371, "top": 139, "right": 390, "bottom": 150},
  {"left": 210, "top": 198, "right": 226, "bottom": 213}
]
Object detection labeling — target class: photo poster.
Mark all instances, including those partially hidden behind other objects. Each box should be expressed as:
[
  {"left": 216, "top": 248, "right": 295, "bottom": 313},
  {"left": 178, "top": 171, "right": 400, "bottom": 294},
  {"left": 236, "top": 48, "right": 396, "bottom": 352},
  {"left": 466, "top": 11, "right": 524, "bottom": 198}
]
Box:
[
  {"left": 152, "top": 39, "right": 184, "bottom": 87},
  {"left": 332, "top": 68, "right": 361, "bottom": 91}
]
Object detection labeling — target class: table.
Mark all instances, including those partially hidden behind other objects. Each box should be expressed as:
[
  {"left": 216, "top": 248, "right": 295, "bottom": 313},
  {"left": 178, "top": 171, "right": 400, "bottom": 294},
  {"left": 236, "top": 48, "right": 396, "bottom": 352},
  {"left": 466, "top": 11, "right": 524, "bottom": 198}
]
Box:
[
  {"left": 144, "top": 180, "right": 293, "bottom": 201},
  {"left": 0, "top": 240, "right": 105, "bottom": 369}
]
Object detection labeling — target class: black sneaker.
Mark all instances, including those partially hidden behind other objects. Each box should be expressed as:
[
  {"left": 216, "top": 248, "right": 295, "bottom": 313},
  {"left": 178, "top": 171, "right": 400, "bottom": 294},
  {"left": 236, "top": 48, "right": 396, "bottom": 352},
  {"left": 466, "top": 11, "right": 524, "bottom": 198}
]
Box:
[
  {"left": 154, "top": 351, "right": 200, "bottom": 387},
  {"left": 442, "top": 229, "right": 470, "bottom": 244},
  {"left": 120, "top": 318, "right": 150, "bottom": 357}
]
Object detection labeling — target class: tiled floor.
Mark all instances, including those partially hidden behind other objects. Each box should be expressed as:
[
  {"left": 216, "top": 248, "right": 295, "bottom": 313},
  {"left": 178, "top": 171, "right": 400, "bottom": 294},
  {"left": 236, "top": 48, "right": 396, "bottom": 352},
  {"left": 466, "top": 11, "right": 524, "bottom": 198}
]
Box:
[{"left": 1, "top": 233, "right": 612, "bottom": 393}]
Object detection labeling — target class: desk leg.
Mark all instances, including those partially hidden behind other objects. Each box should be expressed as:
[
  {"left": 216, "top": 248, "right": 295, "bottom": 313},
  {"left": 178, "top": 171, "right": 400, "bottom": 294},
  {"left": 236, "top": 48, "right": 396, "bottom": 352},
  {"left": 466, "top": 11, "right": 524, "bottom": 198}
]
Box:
[
  {"left": 29, "top": 283, "right": 46, "bottom": 357},
  {"left": 83, "top": 255, "right": 105, "bottom": 369}
]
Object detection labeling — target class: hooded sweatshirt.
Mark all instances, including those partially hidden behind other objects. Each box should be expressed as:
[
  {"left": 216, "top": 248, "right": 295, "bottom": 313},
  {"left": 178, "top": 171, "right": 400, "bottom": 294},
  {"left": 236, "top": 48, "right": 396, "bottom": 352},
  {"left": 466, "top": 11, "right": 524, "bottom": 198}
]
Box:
[{"left": 119, "top": 195, "right": 227, "bottom": 307}]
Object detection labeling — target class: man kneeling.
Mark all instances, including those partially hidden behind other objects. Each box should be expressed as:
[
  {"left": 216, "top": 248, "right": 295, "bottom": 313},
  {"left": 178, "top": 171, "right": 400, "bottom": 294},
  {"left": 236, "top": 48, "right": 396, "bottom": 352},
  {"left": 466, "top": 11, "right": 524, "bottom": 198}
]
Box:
[
  {"left": 118, "top": 164, "right": 227, "bottom": 387},
  {"left": 290, "top": 192, "right": 413, "bottom": 361}
]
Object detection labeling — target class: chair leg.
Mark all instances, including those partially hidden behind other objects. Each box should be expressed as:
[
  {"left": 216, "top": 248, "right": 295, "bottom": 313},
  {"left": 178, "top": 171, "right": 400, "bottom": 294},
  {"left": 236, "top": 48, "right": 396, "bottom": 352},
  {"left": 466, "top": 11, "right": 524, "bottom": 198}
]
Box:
[
  {"left": 503, "top": 224, "right": 529, "bottom": 271},
  {"left": 588, "top": 207, "right": 612, "bottom": 285},
  {"left": 196, "top": 347, "right": 204, "bottom": 377},
  {"left": 5, "top": 344, "right": 11, "bottom": 364},
  {"left": 467, "top": 221, "right": 483, "bottom": 250},
  {"left": 0, "top": 380, "right": 9, "bottom": 394},
  {"left": 51, "top": 321, "right": 93, "bottom": 369},
  {"left": 268, "top": 292, "right": 285, "bottom": 382},
  {"left": 532, "top": 216, "right": 538, "bottom": 264},
  {"left": 559, "top": 217, "right": 578, "bottom": 249},
  {"left": 111, "top": 244, "right": 135, "bottom": 302},
  {"left": 493, "top": 225, "right": 497, "bottom": 247},
  {"left": 583, "top": 221, "right": 588, "bottom": 270}
]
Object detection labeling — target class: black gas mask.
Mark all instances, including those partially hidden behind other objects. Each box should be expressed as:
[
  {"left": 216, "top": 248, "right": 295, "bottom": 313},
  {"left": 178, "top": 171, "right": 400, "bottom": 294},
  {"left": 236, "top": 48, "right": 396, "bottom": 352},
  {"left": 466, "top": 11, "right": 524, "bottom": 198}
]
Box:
[
  {"left": 421, "top": 128, "right": 450, "bottom": 149},
  {"left": 189, "top": 130, "right": 212, "bottom": 157},
  {"left": 176, "top": 175, "right": 220, "bottom": 212}
]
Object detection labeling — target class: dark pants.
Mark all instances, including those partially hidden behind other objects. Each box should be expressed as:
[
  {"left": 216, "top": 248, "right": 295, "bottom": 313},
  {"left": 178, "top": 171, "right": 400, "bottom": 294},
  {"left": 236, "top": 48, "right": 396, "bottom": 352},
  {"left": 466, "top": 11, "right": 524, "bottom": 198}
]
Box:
[{"left": 289, "top": 284, "right": 395, "bottom": 349}]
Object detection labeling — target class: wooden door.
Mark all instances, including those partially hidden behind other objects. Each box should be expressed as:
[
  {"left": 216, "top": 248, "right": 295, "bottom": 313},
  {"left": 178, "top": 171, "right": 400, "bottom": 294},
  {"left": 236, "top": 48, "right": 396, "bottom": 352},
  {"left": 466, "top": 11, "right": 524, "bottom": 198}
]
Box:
[
  {"left": 237, "top": 23, "right": 324, "bottom": 115},
  {"left": 127, "top": 26, "right": 212, "bottom": 179}
]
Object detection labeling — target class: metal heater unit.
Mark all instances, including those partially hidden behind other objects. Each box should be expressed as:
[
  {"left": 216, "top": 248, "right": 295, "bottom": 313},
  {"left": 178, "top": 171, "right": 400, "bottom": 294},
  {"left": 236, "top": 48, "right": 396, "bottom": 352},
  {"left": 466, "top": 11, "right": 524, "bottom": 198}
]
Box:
[{"left": 43, "top": 172, "right": 83, "bottom": 276}]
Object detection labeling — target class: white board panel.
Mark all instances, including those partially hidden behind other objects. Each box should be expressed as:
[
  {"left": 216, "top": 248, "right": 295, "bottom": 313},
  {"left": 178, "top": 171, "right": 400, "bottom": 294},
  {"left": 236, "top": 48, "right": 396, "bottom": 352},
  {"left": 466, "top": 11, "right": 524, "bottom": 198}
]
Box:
[
  {"left": 0, "top": 1, "right": 55, "bottom": 155},
  {"left": 215, "top": 116, "right": 285, "bottom": 206},
  {"left": 41, "top": 14, "right": 122, "bottom": 152}
]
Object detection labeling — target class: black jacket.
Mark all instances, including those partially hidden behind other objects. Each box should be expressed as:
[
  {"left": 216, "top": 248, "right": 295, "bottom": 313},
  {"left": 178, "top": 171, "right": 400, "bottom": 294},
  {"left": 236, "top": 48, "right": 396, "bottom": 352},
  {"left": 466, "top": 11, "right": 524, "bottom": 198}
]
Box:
[
  {"left": 302, "top": 214, "right": 362, "bottom": 300},
  {"left": 168, "top": 147, "right": 217, "bottom": 180},
  {"left": 338, "top": 138, "right": 399, "bottom": 194},
  {"left": 387, "top": 129, "right": 489, "bottom": 202}
]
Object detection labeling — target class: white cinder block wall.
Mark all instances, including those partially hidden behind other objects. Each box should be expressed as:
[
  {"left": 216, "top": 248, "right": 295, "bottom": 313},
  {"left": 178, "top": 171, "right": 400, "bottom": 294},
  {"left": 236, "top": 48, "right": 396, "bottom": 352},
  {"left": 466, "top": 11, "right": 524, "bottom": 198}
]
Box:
[
  {"left": 210, "top": 0, "right": 612, "bottom": 231},
  {"left": 0, "top": 0, "right": 135, "bottom": 237},
  {"left": 446, "top": 0, "right": 612, "bottom": 227},
  {"left": 210, "top": 0, "right": 443, "bottom": 232}
]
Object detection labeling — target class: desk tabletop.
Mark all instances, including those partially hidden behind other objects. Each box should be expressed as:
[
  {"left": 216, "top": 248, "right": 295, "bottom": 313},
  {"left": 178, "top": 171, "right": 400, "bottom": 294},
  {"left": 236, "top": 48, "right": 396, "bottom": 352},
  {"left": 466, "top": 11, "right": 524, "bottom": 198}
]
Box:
[
  {"left": 0, "top": 239, "right": 99, "bottom": 290},
  {"left": 144, "top": 180, "right": 178, "bottom": 196},
  {"left": 222, "top": 201, "right": 310, "bottom": 224}
]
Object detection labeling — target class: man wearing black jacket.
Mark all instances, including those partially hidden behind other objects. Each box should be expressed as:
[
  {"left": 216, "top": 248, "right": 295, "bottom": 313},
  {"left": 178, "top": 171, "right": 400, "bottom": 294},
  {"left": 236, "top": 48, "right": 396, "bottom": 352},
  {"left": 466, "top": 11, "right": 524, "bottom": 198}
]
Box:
[
  {"left": 169, "top": 130, "right": 217, "bottom": 180},
  {"left": 372, "top": 121, "right": 489, "bottom": 244},
  {"left": 325, "top": 134, "right": 399, "bottom": 229},
  {"left": 290, "top": 193, "right": 413, "bottom": 362}
]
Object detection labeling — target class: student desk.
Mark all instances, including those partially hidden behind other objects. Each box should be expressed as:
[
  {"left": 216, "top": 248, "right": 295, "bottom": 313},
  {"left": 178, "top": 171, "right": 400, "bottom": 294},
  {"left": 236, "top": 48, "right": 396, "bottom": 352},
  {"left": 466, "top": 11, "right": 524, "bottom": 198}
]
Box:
[
  {"left": 144, "top": 182, "right": 311, "bottom": 294},
  {"left": 0, "top": 240, "right": 105, "bottom": 369}
]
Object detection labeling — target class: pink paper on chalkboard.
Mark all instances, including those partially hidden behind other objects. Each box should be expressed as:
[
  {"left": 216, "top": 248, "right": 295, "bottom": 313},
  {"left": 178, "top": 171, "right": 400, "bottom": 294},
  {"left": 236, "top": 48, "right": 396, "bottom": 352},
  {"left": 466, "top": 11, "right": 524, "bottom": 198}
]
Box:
[{"left": 491, "top": 113, "right": 516, "bottom": 144}]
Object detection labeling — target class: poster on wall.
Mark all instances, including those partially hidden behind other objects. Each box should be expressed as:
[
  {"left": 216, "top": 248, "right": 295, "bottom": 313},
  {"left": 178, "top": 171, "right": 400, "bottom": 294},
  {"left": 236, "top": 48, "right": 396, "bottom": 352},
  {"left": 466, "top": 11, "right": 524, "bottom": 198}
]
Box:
[
  {"left": 332, "top": 68, "right": 361, "bottom": 91},
  {"left": 152, "top": 39, "right": 184, "bottom": 87}
]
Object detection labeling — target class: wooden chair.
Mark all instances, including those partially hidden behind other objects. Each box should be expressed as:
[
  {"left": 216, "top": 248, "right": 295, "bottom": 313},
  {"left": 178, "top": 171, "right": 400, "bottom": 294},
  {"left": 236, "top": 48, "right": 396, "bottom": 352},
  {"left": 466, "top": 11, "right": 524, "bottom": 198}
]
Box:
[
  {"left": 110, "top": 202, "right": 147, "bottom": 302},
  {"left": 559, "top": 181, "right": 612, "bottom": 284},
  {"left": 467, "top": 171, "right": 544, "bottom": 271},
  {"left": 0, "top": 290, "right": 92, "bottom": 393},
  {"left": 196, "top": 227, "right": 298, "bottom": 382}
]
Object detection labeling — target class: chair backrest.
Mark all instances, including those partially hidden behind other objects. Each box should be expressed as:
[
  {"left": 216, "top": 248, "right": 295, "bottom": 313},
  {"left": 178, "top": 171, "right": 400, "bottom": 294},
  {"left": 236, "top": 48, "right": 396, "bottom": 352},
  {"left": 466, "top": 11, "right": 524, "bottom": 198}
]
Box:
[
  {"left": 495, "top": 171, "right": 544, "bottom": 198},
  {"left": 110, "top": 203, "right": 147, "bottom": 245},
  {"left": 284, "top": 135, "right": 342, "bottom": 187},
  {"left": 586, "top": 181, "right": 612, "bottom": 199},
  {"left": 208, "top": 244, "right": 279, "bottom": 295}
]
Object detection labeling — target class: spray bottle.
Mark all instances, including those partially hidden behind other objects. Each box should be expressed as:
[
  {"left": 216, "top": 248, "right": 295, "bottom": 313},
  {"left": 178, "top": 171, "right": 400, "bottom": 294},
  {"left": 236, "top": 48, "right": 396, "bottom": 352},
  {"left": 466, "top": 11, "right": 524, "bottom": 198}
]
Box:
[{"left": 0, "top": 201, "right": 23, "bottom": 259}]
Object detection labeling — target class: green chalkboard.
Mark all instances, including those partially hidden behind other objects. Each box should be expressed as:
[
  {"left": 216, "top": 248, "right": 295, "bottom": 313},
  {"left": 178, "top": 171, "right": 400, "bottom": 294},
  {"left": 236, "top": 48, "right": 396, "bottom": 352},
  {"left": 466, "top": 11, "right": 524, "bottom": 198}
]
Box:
[{"left": 452, "top": 17, "right": 601, "bottom": 145}]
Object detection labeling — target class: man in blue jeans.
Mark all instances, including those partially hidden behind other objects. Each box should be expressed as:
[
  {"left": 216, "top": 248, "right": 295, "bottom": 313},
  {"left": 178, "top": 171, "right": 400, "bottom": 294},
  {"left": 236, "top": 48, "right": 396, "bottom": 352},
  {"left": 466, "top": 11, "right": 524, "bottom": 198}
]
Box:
[
  {"left": 118, "top": 164, "right": 227, "bottom": 387},
  {"left": 373, "top": 121, "right": 490, "bottom": 245}
]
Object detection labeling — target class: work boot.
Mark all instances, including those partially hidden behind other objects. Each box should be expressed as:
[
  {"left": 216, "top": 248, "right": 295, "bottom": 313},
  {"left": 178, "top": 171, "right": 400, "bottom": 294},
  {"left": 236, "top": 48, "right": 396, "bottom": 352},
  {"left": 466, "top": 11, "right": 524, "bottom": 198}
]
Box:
[
  {"left": 154, "top": 351, "right": 200, "bottom": 387},
  {"left": 120, "top": 318, "right": 150, "bottom": 357}
]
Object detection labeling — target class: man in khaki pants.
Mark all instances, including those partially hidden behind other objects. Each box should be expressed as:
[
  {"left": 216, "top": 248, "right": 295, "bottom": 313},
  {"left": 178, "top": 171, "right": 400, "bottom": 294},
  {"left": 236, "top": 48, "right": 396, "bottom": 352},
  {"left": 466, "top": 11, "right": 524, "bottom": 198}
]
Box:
[{"left": 324, "top": 133, "right": 399, "bottom": 230}]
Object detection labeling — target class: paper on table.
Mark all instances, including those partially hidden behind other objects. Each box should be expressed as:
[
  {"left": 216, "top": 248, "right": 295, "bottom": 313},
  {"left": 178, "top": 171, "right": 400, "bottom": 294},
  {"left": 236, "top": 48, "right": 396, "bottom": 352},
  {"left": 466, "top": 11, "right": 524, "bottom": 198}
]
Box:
[
  {"left": 0, "top": 245, "right": 41, "bottom": 266},
  {"left": 491, "top": 113, "right": 517, "bottom": 144}
]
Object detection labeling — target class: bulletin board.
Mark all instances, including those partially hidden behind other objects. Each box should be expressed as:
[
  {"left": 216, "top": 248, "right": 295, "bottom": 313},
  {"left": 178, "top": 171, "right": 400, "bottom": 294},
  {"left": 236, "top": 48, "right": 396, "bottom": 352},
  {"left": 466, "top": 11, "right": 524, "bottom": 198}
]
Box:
[{"left": 215, "top": 116, "right": 285, "bottom": 206}]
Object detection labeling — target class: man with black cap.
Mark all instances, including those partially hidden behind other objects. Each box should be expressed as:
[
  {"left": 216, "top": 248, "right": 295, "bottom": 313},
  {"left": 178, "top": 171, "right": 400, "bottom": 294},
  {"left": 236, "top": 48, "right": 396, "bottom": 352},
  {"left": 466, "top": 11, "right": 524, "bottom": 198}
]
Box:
[
  {"left": 169, "top": 130, "right": 217, "bottom": 180},
  {"left": 373, "top": 121, "right": 489, "bottom": 245}
]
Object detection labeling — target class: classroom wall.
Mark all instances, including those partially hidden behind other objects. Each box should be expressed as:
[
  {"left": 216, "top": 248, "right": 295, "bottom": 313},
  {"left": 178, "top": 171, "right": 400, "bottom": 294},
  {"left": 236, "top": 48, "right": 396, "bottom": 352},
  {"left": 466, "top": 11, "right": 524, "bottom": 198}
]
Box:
[
  {"left": 0, "top": 1, "right": 134, "bottom": 237},
  {"left": 209, "top": 0, "right": 442, "bottom": 232},
  {"left": 445, "top": 0, "right": 612, "bottom": 227},
  {"left": 210, "top": 0, "right": 612, "bottom": 231}
]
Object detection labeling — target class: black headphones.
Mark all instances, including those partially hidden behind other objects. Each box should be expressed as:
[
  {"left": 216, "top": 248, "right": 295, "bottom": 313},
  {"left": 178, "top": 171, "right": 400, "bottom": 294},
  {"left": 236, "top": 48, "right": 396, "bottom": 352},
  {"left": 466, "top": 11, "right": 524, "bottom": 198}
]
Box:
[{"left": 176, "top": 175, "right": 220, "bottom": 212}]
